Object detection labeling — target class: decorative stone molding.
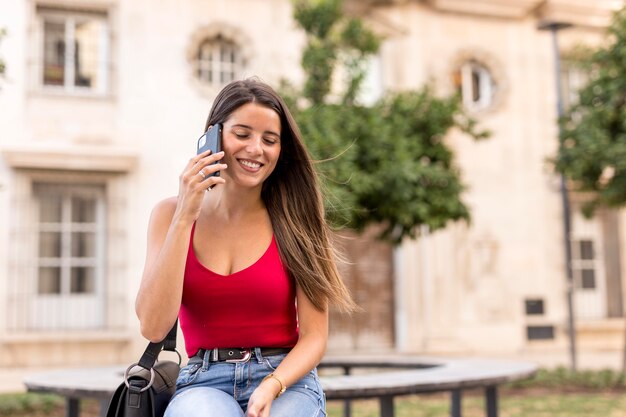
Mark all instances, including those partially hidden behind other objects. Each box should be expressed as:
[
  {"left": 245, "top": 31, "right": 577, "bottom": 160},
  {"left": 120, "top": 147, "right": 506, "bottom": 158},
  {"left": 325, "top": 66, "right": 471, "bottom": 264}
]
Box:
[
  {"left": 425, "top": 0, "right": 543, "bottom": 19},
  {"left": 2, "top": 145, "right": 138, "bottom": 172},
  {"left": 352, "top": 0, "right": 623, "bottom": 25},
  {"left": 536, "top": 0, "right": 622, "bottom": 29},
  {"left": 185, "top": 22, "right": 254, "bottom": 97}
]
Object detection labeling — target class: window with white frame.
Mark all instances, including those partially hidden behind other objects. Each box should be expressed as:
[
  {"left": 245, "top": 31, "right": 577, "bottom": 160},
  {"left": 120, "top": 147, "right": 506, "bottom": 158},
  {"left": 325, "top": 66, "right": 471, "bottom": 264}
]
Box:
[
  {"left": 357, "top": 54, "right": 384, "bottom": 106},
  {"left": 453, "top": 60, "right": 496, "bottom": 111},
  {"left": 572, "top": 239, "right": 597, "bottom": 289},
  {"left": 196, "top": 36, "right": 243, "bottom": 87},
  {"left": 32, "top": 183, "right": 106, "bottom": 329},
  {"left": 571, "top": 209, "right": 607, "bottom": 320},
  {"left": 560, "top": 61, "right": 587, "bottom": 110},
  {"left": 39, "top": 8, "right": 109, "bottom": 93}
]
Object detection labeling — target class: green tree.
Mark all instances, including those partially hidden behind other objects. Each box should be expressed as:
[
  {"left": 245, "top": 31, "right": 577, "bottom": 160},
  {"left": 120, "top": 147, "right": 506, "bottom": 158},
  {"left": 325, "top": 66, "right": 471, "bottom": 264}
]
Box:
[
  {"left": 554, "top": 7, "right": 626, "bottom": 374},
  {"left": 286, "top": 0, "right": 487, "bottom": 244},
  {"left": 556, "top": 8, "right": 626, "bottom": 216}
]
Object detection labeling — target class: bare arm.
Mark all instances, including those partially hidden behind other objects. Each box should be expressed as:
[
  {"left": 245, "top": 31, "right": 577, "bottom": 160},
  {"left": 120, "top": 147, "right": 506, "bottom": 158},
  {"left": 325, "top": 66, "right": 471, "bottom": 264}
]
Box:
[
  {"left": 246, "top": 285, "right": 328, "bottom": 416},
  {"left": 135, "top": 150, "right": 226, "bottom": 342},
  {"left": 135, "top": 199, "right": 190, "bottom": 342}
]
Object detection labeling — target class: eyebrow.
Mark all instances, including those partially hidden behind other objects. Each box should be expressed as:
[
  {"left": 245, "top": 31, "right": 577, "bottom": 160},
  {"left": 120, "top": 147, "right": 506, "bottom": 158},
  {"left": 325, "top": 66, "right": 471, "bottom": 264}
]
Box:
[{"left": 232, "top": 123, "right": 280, "bottom": 138}]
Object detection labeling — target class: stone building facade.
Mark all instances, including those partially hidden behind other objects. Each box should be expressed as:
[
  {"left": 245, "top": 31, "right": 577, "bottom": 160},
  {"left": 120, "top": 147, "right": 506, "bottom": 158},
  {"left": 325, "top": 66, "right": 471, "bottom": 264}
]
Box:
[{"left": 0, "top": 0, "right": 624, "bottom": 370}]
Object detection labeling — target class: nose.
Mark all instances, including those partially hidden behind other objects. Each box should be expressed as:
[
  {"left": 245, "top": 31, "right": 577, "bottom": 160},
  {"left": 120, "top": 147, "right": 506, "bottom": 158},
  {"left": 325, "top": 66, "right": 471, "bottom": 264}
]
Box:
[{"left": 245, "top": 135, "right": 263, "bottom": 155}]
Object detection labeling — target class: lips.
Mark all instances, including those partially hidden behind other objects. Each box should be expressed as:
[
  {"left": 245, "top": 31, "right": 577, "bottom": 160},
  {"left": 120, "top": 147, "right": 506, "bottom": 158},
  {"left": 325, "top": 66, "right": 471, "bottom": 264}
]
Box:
[{"left": 238, "top": 159, "right": 263, "bottom": 171}]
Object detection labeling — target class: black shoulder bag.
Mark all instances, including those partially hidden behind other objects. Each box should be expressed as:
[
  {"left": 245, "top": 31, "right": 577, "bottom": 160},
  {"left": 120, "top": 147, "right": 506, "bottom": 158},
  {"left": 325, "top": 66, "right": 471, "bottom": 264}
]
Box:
[{"left": 106, "top": 321, "right": 181, "bottom": 417}]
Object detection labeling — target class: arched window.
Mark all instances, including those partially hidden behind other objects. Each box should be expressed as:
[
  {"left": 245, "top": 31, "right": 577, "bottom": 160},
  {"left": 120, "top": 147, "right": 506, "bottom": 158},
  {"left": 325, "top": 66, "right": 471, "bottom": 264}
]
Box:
[
  {"left": 453, "top": 60, "right": 496, "bottom": 111},
  {"left": 187, "top": 24, "right": 252, "bottom": 95},
  {"left": 196, "top": 36, "right": 243, "bottom": 87}
]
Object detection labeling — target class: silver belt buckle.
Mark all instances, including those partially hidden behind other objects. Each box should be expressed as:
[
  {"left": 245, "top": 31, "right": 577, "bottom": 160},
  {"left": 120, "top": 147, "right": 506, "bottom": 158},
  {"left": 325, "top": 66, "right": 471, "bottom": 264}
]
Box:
[{"left": 225, "top": 348, "right": 252, "bottom": 363}]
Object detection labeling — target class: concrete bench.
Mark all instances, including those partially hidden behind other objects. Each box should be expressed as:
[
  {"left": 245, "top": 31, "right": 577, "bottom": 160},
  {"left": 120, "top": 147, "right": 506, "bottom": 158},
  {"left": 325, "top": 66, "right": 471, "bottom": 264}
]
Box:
[
  {"left": 318, "top": 356, "right": 537, "bottom": 417},
  {"left": 23, "top": 355, "right": 537, "bottom": 417}
]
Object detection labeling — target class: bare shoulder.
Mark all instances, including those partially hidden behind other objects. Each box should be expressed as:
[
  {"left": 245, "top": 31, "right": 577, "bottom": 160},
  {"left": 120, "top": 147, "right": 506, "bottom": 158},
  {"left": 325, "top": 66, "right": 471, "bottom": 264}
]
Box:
[{"left": 149, "top": 196, "right": 178, "bottom": 227}]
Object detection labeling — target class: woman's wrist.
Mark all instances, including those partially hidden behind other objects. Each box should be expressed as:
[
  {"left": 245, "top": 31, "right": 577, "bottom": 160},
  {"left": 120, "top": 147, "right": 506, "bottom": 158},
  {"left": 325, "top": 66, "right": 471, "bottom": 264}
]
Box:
[
  {"left": 262, "top": 373, "right": 286, "bottom": 398},
  {"left": 170, "top": 211, "right": 195, "bottom": 229}
]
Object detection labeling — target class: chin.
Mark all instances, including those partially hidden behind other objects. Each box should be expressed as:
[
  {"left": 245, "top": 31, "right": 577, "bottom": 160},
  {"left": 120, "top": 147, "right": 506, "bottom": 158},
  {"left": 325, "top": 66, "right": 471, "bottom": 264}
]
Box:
[{"left": 233, "top": 176, "right": 265, "bottom": 189}]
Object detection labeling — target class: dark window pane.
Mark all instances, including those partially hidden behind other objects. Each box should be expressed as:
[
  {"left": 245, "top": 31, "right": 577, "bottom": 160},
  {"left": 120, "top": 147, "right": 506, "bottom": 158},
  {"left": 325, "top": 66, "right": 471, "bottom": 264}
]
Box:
[
  {"left": 580, "top": 240, "right": 594, "bottom": 260},
  {"left": 71, "top": 232, "right": 95, "bottom": 257},
  {"left": 581, "top": 269, "right": 596, "bottom": 289},
  {"left": 525, "top": 299, "right": 544, "bottom": 315},
  {"left": 39, "top": 232, "right": 62, "bottom": 257},
  {"left": 220, "top": 45, "right": 230, "bottom": 61},
  {"left": 71, "top": 267, "right": 95, "bottom": 293},
  {"left": 39, "top": 194, "right": 62, "bottom": 223},
  {"left": 38, "top": 267, "right": 61, "bottom": 294},
  {"left": 71, "top": 196, "right": 96, "bottom": 223},
  {"left": 471, "top": 69, "right": 481, "bottom": 102},
  {"left": 527, "top": 325, "right": 555, "bottom": 340},
  {"left": 43, "top": 20, "right": 66, "bottom": 86}
]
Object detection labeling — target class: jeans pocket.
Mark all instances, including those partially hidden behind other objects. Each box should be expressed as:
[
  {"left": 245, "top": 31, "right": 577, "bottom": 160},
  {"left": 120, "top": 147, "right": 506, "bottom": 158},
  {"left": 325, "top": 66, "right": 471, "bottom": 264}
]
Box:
[
  {"left": 263, "top": 353, "right": 287, "bottom": 371},
  {"left": 176, "top": 363, "right": 201, "bottom": 388}
]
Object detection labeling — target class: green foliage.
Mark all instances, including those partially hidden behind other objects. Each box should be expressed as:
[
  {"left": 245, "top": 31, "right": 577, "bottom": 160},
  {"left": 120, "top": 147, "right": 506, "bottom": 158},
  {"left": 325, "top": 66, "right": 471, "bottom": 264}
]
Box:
[
  {"left": 506, "top": 366, "right": 626, "bottom": 391},
  {"left": 300, "top": 91, "right": 478, "bottom": 242},
  {"left": 0, "top": 392, "right": 62, "bottom": 414},
  {"left": 556, "top": 7, "right": 626, "bottom": 215},
  {"left": 288, "top": 0, "right": 487, "bottom": 244},
  {"left": 293, "top": 0, "right": 379, "bottom": 105}
]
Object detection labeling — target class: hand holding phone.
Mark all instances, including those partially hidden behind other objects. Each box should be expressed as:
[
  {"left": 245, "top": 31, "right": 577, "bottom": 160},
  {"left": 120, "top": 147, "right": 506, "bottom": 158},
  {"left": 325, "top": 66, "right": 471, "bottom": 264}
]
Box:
[{"left": 197, "top": 123, "right": 223, "bottom": 177}]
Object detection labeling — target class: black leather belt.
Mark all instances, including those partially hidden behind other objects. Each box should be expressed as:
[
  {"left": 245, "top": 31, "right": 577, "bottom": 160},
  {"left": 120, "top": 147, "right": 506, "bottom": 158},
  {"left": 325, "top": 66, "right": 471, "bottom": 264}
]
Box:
[{"left": 196, "top": 347, "right": 291, "bottom": 363}]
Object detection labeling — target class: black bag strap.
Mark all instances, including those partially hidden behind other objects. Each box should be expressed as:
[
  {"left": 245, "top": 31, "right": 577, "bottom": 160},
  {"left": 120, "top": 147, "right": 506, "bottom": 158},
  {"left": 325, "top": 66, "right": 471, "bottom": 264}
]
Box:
[
  {"left": 162, "top": 319, "right": 178, "bottom": 352},
  {"left": 137, "top": 319, "right": 178, "bottom": 370}
]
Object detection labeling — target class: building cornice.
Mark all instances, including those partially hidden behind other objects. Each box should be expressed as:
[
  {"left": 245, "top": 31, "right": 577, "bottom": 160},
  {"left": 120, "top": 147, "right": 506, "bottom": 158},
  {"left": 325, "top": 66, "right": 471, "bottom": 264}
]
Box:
[
  {"left": 1, "top": 145, "right": 138, "bottom": 173},
  {"left": 350, "top": 0, "right": 624, "bottom": 28},
  {"left": 536, "top": 0, "right": 623, "bottom": 29},
  {"left": 424, "top": 0, "right": 543, "bottom": 19}
]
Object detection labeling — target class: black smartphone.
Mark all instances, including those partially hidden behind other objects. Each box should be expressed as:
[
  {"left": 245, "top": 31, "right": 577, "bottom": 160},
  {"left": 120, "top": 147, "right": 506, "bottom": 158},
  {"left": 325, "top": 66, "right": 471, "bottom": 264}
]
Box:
[{"left": 196, "top": 123, "right": 223, "bottom": 177}]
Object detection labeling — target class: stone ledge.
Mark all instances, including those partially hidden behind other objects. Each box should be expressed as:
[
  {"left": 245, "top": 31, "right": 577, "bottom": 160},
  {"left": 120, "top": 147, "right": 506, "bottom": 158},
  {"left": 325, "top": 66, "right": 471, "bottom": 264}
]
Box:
[{"left": 1, "top": 146, "right": 139, "bottom": 173}]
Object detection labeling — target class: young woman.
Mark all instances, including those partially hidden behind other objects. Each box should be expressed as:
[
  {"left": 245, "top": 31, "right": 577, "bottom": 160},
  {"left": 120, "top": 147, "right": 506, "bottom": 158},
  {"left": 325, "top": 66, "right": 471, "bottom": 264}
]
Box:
[{"left": 135, "top": 78, "right": 355, "bottom": 417}]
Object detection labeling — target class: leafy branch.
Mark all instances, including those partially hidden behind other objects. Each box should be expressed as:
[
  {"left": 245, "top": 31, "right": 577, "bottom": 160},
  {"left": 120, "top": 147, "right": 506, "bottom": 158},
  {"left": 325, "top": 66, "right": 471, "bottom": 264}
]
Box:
[{"left": 286, "top": 0, "right": 487, "bottom": 244}]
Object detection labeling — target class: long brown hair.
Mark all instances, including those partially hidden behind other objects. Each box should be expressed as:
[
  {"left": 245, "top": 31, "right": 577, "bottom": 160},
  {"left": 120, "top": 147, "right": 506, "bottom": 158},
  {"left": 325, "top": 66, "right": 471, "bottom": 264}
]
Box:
[{"left": 205, "top": 78, "right": 355, "bottom": 312}]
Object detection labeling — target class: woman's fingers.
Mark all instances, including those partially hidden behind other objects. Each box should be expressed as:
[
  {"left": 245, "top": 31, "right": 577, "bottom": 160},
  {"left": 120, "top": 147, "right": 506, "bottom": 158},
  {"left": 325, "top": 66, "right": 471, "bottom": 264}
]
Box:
[
  {"left": 194, "top": 162, "right": 227, "bottom": 191},
  {"left": 186, "top": 149, "right": 223, "bottom": 172},
  {"left": 197, "top": 163, "right": 227, "bottom": 180},
  {"left": 198, "top": 150, "right": 224, "bottom": 164},
  {"left": 185, "top": 151, "right": 225, "bottom": 182},
  {"left": 198, "top": 171, "right": 226, "bottom": 190}
]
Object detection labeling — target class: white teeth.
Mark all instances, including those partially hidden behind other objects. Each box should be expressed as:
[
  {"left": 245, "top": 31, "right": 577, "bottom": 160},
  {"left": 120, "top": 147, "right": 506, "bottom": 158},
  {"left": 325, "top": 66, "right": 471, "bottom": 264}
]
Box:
[{"left": 240, "top": 160, "right": 261, "bottom": 169}]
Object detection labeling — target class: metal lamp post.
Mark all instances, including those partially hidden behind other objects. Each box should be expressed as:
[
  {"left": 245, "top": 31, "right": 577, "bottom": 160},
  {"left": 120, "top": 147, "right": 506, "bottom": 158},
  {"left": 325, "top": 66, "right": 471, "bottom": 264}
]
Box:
[{"left": 538, "top": 20, "right": 577, "bottom": 372}]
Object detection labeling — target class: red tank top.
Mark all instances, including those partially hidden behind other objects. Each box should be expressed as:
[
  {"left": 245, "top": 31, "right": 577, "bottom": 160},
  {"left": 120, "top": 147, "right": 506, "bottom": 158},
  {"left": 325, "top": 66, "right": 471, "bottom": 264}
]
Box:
[{"left": 179, "top": 223, "right": 299, "bottom": 357}]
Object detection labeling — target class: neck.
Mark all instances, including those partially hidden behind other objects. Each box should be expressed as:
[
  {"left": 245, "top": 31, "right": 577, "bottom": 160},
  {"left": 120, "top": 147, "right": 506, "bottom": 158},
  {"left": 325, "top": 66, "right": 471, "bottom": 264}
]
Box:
[{"left": 207, "top": 184, "right": 265, "bottom": 221}]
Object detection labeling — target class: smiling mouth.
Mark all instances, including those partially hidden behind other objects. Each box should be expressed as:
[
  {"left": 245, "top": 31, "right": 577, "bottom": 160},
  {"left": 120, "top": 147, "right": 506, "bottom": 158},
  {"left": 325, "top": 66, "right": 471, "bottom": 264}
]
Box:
[{"left": 238, "top": 159, "right": 263, "bottom": 170}]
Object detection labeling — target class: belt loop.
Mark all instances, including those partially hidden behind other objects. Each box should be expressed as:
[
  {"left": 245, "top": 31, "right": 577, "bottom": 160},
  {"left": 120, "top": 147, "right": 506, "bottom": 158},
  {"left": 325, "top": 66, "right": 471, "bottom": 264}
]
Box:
[
  {"left": 254, "top": 347, "right": 264, "bottom": 363},
  {"left": 202, "top": 349, "right": 211, "bottom": 370}
]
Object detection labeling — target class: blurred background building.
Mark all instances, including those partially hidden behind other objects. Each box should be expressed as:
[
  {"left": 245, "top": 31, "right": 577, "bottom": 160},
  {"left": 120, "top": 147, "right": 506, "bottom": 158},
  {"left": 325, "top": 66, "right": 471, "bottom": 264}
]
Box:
[{"left": 0, "top": 0, "right": 624, "bottom": 380}]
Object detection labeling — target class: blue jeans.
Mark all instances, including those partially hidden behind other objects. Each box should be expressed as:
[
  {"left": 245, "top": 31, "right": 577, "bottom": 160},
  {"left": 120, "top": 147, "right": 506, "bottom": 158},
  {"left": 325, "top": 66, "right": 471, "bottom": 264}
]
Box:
[{"left": 164, "top": 348, "right": 326, "bottom": 417}]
